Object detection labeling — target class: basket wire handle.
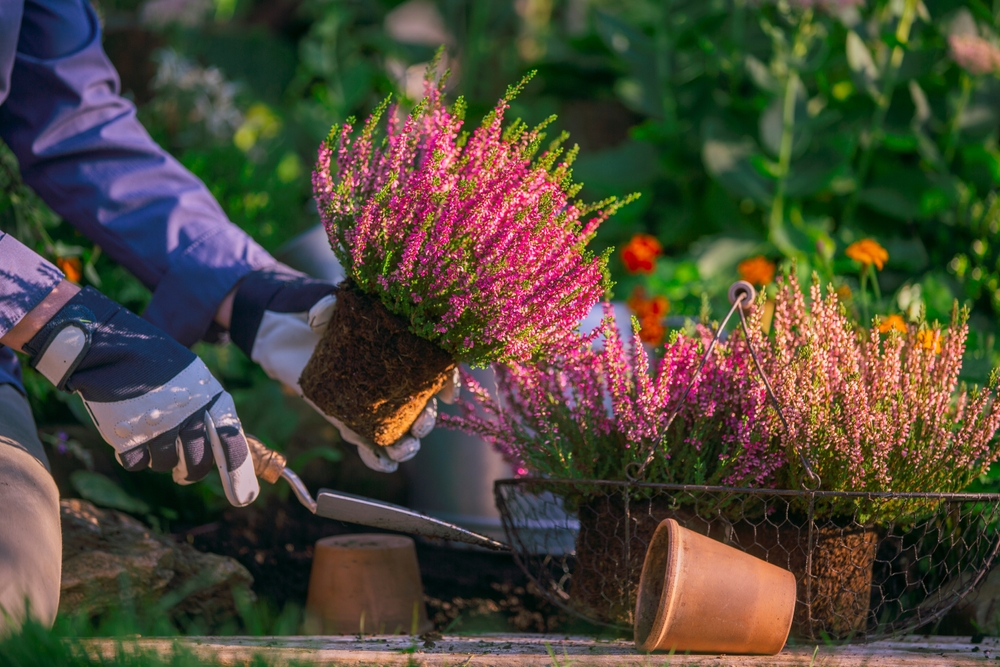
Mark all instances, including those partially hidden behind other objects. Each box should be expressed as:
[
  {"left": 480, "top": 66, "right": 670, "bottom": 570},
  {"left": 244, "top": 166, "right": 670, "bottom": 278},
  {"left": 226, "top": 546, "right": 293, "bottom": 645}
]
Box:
[
  {"left": 628, "top": 288, "right": 745, "bottom": 482},
  {"left": 733, "top": 283, "right": 821, "bottom": 491},
  {"left": 627, "top": 280, "right": 821, "bottom": 491}
]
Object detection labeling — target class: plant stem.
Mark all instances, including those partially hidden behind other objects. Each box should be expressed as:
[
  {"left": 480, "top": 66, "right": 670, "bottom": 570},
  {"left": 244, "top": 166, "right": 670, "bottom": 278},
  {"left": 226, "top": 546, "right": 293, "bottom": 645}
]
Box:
[
  {"left": 769, "top": 69, "right": 800, "bottom": 257},
  {"left": 656, "top": 0, "right": 678, "bottom": 130},
  {"left": 842, "top": 0, "right": 919, "bottom": 227},
  {"left": 944, "top": 72, "right": 972, "bottom": 164},
  {"left": 731, "top": 0, "right": 746, "bottom": 82},
  {"left": 859, "top": 268, "right": 870, "bottom": 324}
]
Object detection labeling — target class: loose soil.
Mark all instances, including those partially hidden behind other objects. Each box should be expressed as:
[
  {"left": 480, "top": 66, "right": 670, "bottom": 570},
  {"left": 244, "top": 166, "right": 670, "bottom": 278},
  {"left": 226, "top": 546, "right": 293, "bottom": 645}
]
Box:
[{"left": 299, "top": 282, "right": 455, "bottom": 447}]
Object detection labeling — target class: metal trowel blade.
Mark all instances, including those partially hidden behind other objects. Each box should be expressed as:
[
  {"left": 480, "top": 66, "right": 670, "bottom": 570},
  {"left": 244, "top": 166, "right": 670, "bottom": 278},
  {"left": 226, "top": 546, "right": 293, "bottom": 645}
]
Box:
[{"left": 315, "top": 489, "right": 507, "bottom": 551}]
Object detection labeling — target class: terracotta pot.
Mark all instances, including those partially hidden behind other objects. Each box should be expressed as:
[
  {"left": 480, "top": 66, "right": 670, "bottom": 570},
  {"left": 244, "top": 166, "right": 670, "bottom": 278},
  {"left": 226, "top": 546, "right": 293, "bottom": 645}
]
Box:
[
  {"left": 305, "top": 534, "right": 433, "bottom": 635},
  {"left": 571, "top": 494, "right": 879, "bottom": 639},
  {"left": 634, "top": 518, "right": 796, "bottom": 655}
]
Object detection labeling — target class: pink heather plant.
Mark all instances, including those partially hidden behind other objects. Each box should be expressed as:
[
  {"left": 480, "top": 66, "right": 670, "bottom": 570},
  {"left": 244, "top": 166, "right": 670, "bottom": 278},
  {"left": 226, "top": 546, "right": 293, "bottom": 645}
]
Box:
[
  {"left": 312, "top": 68, "right": 635, "bottom": 367},
  {"left": 446, "top": 274, "right": 1000, "bottom": 521},
  {"left": 748, "top": 272, "right": 1000, "bottom": 517},
  {"left": 441, "top": 305, "right": 784, "bottom": 487}
]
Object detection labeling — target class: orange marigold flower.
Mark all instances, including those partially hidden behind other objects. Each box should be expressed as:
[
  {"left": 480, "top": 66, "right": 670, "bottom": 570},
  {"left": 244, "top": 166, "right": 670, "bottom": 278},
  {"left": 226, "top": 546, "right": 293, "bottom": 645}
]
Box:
[
  {"left": 846, "top": 238, "right": 888, "bottom": 270},
  {"left": 878, "top": 314, "right": 907, "bottom": 333},
  {"left": 56, "top": 256, "right": 82, "bottom": 284},
  {"left": 835, "top": 284, "right": 853, "bottom": 302},
  {"left": 917, "top": 329, "right": 942, "bottom": 354},
  {"left": 737, "top": 255, "right": 776, "bottom": 286},
  {"left": 621, "top": 234, "right": 662, "bottom": 274},
  {"left": 637, "top": 315, "right": 665, "bottom": 345},
  {"left": 627, "top": 286, "right": 669, "bottom": 345},
  {"left": 627, "top": 286, "right": 670, "bottom": 318}
]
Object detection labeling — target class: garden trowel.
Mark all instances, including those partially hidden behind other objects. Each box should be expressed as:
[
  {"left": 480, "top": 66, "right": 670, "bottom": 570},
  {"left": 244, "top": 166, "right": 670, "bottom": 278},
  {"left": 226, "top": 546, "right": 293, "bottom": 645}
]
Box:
[{"left": 246, "top": 435, "right": 507, "bottom": 551}]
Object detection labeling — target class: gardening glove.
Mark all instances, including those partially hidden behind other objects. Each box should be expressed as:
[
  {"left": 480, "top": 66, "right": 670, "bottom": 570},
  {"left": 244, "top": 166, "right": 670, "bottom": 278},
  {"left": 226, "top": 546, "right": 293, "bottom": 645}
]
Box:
[
  {"left": 230, "top": 265, "right": 459, "bottom": 473},
  {"left": 22, "top": 287, "right": 259, "bottom": 507}
]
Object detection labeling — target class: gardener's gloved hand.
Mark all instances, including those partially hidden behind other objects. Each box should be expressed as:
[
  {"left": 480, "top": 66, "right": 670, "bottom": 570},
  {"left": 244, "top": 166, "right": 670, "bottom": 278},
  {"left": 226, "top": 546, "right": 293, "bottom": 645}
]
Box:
[
  {"left": 22, "top": 287, "right": 259, "bottom": 507},
  {"left": 230, "top": 265, "right": 459, "bottom": 473}
]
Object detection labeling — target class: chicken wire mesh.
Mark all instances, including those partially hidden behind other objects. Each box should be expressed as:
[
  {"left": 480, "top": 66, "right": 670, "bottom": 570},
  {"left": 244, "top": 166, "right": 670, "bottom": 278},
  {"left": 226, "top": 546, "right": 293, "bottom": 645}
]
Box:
[{"left": 494, "top": 478, "right": 1000, "bottom": 641}]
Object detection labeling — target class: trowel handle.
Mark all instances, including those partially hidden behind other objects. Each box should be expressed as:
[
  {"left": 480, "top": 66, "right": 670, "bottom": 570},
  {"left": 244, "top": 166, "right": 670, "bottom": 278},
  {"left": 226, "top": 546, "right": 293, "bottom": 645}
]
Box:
[
  {"left": 246, "top": 435, "right": 318, "bottom": 514},
  {"left": 247, "top": 434, "right": 287, "bottom": 484}
]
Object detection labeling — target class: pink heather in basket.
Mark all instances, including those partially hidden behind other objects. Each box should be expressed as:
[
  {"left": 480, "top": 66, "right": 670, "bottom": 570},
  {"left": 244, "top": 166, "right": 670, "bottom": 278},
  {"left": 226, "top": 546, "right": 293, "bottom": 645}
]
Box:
[{"left": 441, "top": 303, "right": 783, "bottom": 487}]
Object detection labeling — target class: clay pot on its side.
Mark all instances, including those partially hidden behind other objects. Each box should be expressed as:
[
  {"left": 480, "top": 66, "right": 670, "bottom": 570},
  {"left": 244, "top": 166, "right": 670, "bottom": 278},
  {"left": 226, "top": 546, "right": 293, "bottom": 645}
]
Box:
[
  {"left": 634, "top": 518, "right": 796, "bottom": 655},
  {"left": 305, "top": 534, "right": 433, "bottom": 635},
  {"left": 299, "top": 281, "right": 455, "bottom": 447},
  {"left": 571, "top": 494, "right": 878, "bottom": 640}
]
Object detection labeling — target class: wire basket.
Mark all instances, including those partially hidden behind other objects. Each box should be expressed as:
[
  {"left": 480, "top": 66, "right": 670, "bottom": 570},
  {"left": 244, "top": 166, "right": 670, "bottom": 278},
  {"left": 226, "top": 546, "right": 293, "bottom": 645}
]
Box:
[
  {"left": 490, "top": 282, "right": 1000, "bottom": 641},
  {"left": 495, "top": 478, "right": 1000, "bottom": 640}
]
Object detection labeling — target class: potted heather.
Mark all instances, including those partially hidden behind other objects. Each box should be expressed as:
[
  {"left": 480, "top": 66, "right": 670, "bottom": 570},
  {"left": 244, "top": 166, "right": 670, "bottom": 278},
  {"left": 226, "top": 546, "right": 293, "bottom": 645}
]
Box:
[
  {"left": 446, "top": 277, "right": 1000, "bottom": 637},
  {"left": 755, "top": 272, "right": 1000, "bottom": 512},
  {"left": 737, "top": 271, "right": 1000, "bottom": 637},
  {"left": 442, "top": 304, "right": 780, "bottom": 624},
  {"left": 303, "top": 68, "right": 635, "bottom": 446}
]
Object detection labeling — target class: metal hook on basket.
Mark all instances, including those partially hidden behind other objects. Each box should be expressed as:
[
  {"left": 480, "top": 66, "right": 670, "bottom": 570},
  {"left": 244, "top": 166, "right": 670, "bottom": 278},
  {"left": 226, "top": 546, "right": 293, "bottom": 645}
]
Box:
[{"left": 629, "top": 280, "right": 822, "bottom": 491}]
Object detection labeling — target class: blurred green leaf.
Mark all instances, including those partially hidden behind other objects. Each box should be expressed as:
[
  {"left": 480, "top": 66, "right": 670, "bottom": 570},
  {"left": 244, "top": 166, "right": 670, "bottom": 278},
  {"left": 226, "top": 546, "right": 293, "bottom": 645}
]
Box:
[
  {"left": 884, "top": 236, "right": 929, "bottom": 272},
  {"left": 745, "top": 55, "right": 779, "bottom": 94},
  {"left": 845, "top": 31, "right": 879, "bottom": 99},
  {"left": 759, "top": 80, "right": 809, "bottom": 158},
  {"left": 702, "top": 120, "right": 773, "bottom": 204},
  {"left": 594, "top": 10, "right": 660, "bottom": 117},
  {"left": 573, "top": 140, "right": 660, "bottom": 196},
  {"left": 785, "top": 151, "right": 844, "bottom": 198},
  {"left": 695, "top": 236, "right": 761, "bottom": 279},
  {"left": 920, "top": 272, "right": 961, "bottom": 323},
  {"left": 70, "top": 470, "right": 150, "bottom": 515},
  {"left": 858, "top": 187, "right": 922, "bottom": 220}
]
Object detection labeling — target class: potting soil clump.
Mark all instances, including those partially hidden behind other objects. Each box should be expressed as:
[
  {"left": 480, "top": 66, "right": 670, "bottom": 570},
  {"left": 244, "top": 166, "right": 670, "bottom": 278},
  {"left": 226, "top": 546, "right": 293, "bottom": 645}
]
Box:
[
  {"left": 307, "top": 61, "right": 635, "bottom": 445},
  {"left": 300, "top": 284, "right": 454, "bottom": 447}
]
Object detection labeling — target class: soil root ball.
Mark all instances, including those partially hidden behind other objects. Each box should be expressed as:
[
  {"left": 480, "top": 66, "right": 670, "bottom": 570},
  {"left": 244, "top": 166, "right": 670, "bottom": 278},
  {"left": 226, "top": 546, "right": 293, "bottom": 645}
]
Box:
[{"left": 300, "top": 281, "right": 456, "bottom": 447}]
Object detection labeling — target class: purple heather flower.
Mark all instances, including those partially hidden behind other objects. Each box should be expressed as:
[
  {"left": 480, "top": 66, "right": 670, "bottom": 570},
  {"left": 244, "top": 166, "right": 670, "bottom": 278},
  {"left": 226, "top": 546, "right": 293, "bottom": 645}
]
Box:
[
  {"left": 313, "top": 71, "right": 635, "bottom": 367},
  {"left": 441, "top": 304, "right": 783, "bottom": 486},
  {"left": 752, "top": 271, "right": 1000, "bottom": 495}
]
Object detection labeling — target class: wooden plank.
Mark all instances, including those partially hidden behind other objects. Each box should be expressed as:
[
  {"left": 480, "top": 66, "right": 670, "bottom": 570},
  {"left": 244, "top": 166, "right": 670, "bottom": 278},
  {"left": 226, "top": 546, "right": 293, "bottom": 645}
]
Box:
[{"left": 77, "top": 634, "right": 1000, "bottom": 666}]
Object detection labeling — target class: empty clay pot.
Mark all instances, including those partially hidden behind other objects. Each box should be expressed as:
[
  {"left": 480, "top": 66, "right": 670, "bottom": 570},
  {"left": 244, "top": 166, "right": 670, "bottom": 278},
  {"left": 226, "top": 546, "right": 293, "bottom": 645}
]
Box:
[
  {"left": 305, "top": 534, "right": 433, "bottom": 635},
  {"left": 634, "top": 518, "right": 796, "bottom": 655}
]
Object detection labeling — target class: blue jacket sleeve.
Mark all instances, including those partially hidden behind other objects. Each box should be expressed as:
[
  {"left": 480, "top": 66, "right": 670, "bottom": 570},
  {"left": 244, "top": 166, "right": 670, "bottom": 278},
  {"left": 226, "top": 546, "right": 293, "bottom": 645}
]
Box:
[
  {"left": 0, "top": 232, "right": 63, "bottom": 338},
  {"left": 0, "top": 232, "right": 63, "bottom": 393},
  {"left": 0, "top": 0, "right": 276, "bottom": 347}
]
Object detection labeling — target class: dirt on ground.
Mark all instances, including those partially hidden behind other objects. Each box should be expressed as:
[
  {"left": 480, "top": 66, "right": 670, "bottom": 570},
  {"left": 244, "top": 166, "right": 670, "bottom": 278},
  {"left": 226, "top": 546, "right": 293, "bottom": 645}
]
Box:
[{"left": 182, "top": 497, "right": 569, "bottom": 634}]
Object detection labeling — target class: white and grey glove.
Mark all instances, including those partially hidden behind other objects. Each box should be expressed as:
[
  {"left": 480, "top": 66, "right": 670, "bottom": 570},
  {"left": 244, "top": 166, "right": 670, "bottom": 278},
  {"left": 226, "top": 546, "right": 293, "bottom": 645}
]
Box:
[
  {"left": 22, "top": 287, "right": 259, "bottom": 506},
  {"left": 230, "top": 265, "right": 458, "bottom": 473}
]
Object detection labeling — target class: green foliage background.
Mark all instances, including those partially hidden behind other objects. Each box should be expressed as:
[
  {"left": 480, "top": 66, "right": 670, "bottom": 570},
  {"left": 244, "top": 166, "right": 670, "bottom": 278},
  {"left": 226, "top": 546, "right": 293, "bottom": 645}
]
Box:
[{"left": 4, "top": 0, "right": 1000, "bottom": 635}]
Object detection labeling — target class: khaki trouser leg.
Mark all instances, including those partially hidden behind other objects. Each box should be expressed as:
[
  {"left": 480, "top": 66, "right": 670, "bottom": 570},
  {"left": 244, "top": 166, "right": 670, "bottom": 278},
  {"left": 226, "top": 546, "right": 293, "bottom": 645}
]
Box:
[{"left": 0, "top": 384, "right": 61, "bottom": 631}]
